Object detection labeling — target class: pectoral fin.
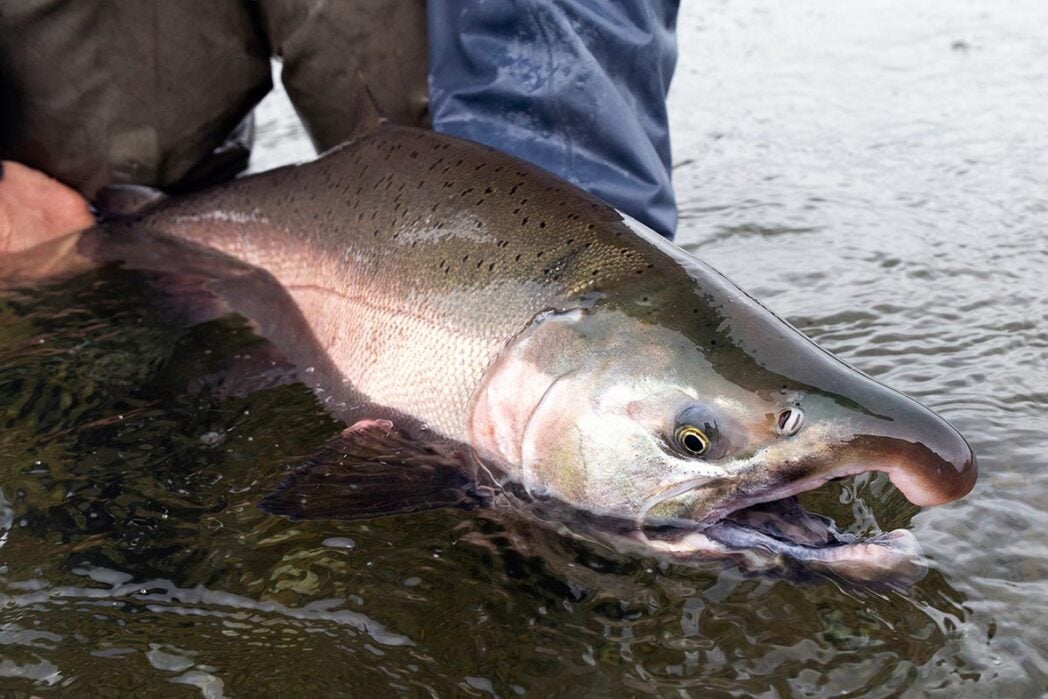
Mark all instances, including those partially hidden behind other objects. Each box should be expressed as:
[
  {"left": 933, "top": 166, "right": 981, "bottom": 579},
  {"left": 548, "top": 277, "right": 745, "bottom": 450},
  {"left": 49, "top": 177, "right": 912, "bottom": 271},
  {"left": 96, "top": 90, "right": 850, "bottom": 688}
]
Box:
[{"left": 259, "top": 419, "right": 493, "bottom": 521}]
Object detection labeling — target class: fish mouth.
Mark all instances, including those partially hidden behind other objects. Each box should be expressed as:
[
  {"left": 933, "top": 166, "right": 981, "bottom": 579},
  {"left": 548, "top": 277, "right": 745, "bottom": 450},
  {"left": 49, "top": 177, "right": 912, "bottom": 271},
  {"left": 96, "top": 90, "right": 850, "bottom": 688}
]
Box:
[
  {"left": 706, "top": 495, "right": 925, "bottom": 584},
  {"left": 639, "top": 466, "right": 932, "bottom": 584},
  {"left": 636, "top": 424, "right": 976, "bottom": 584}
]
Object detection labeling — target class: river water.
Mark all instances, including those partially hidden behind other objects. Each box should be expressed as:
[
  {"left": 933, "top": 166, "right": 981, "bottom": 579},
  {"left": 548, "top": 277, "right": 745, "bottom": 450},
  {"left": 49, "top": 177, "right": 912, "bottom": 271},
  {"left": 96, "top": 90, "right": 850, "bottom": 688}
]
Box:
[{"left": 1, "top": 1, "right": 1045, "bottom": 696}]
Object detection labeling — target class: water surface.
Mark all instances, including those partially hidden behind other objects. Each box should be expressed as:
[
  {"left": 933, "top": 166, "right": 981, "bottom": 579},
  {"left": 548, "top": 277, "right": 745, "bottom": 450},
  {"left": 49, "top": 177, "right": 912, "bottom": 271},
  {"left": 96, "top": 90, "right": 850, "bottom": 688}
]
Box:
[{"left": 2, "top": 1, "right": 1046, "bottom": 695}]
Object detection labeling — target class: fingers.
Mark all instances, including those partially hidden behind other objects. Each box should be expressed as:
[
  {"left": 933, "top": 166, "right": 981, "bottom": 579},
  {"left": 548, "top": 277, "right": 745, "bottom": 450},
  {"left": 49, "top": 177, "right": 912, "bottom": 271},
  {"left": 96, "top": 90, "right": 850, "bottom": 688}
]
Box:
[{"left": 0, "top": 161, "right": 95, "bottom": 254}]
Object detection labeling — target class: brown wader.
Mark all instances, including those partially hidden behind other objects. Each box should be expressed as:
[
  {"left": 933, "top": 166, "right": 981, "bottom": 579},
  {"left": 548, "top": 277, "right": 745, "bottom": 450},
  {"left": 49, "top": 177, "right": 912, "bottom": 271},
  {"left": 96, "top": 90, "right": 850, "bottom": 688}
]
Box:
[{"left": 0, "top": 0, "right": 428, "bottom": 199}]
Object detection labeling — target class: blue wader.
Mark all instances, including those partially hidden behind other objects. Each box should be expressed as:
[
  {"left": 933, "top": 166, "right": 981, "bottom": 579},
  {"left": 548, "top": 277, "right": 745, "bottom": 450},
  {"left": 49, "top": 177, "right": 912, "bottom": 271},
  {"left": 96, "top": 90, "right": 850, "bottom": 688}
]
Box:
[{"left": 428, "top": 0, "right": 680, "bottom": 239}]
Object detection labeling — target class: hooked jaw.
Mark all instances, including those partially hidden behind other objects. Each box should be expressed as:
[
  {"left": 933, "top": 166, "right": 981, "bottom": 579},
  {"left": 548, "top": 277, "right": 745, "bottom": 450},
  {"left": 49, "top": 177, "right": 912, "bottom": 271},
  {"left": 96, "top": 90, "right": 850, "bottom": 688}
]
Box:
[
  {"left": 879, "top": 426, "right": 977, "bottom": 507},
  {"left": 835, "top": 384, "right": 978, "bottom": 508},
  {"left": 643, "top": 414, "right": 976, "bottom": 527},
  {"left": 637, "top": 392, "right": 977, "bottom": 584},
  {"left": 753, "top": 376, "right": 977, "bottom": 516}
]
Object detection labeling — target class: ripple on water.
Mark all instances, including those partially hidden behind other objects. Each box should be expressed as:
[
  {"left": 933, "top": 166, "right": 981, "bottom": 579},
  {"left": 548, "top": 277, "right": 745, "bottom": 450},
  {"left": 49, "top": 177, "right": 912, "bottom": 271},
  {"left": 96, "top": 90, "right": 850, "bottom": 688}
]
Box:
[{"left": 1, "top": 0, "right": 1047, "bottom": 695}]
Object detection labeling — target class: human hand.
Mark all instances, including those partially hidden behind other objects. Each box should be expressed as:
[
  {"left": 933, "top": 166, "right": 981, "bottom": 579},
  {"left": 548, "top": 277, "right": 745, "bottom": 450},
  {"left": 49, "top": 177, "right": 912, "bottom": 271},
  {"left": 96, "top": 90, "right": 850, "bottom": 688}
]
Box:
[{"left": 0, "top": 161, "right": 94, "bottom": 254}]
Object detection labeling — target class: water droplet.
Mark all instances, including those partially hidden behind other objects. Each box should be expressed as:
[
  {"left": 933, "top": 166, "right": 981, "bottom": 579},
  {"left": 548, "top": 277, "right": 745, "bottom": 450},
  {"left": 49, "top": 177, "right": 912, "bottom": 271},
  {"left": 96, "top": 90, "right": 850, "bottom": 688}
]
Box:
[{"left": 199, "top": 432, "right": 223, "bottom": 446}]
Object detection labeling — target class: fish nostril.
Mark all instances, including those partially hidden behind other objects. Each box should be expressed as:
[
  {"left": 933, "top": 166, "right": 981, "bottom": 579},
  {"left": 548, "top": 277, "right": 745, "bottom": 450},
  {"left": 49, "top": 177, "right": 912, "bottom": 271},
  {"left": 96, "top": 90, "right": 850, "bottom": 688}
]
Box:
[{"left": 776, "top": 408, "right": 804, "bottom": 436}]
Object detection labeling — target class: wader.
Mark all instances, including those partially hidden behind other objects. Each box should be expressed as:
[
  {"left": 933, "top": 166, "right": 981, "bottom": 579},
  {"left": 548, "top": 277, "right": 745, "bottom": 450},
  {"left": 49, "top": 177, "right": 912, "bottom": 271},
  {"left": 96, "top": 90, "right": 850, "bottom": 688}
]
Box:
[
  {"left": 0, "top": 0, "right": 678, "bottom": 237},
  {"left": 0, "top": 1, "right": 428, "bottom": 198}
]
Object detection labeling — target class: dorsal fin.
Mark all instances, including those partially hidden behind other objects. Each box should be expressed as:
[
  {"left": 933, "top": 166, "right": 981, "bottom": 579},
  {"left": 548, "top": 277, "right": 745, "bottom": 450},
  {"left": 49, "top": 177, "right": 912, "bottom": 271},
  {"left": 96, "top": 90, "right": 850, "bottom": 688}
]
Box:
[{"left": 351, "top": 73, "right": 388, "bottom": 138}]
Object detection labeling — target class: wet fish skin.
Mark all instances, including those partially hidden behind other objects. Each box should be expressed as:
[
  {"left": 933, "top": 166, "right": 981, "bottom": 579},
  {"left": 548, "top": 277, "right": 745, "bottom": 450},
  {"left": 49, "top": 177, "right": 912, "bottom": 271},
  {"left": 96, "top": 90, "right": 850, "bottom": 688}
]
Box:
[
  {"left": 109, "top": 124, "right": 974, "bottom": 517},
  {"left": 0, "top": 124, "right": 977, "bottom": 581},
  {"left": 119, "top": 126, "right": 647, "bottom": 443}
]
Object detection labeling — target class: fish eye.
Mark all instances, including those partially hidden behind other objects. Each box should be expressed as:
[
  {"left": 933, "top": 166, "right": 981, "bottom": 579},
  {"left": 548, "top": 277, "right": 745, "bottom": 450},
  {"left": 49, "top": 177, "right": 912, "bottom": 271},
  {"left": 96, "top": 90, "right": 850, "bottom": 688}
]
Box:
[
  {"left": 776, "top": 408, "right": 804, "bottom": 436},
  {"left": 675, "top": 425, "right": 711, "bottom": 456}
]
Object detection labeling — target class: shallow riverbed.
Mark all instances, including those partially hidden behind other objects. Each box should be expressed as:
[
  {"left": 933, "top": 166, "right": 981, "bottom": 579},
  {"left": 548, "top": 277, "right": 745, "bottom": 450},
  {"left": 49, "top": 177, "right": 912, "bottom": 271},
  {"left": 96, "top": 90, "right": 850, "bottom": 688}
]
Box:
[{"left": 2, "top": 1, "right": 1046, "bottom": 696}]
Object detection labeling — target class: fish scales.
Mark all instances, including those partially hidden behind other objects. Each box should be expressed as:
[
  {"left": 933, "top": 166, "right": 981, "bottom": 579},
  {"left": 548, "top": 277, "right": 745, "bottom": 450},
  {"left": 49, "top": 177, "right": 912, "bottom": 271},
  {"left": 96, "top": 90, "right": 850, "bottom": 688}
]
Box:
[
  {"left": 124, "top": 126, "right": 677, "bottom": 439},
  {"left": 0, "top": 123, "right": 976, "bottom": 583}
]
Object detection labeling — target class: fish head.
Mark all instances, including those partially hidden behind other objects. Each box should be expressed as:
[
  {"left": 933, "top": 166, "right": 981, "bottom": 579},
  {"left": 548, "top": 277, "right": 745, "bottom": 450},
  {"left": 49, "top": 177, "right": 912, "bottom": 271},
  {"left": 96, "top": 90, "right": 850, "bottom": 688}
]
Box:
[
  {"left": 472, "top": 306, "right": 757, "bottom": 515},
  {"left": 470, "top": 219, "right": 976, "bottom": 583},
  {"left": 476, "top": 304, "right": 974, "bottom": 516}
]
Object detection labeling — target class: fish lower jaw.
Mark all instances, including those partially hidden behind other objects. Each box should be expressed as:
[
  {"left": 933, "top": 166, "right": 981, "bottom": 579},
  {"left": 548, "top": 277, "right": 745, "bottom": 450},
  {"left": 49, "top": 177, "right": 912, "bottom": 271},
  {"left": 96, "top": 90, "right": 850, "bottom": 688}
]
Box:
[
  {"left": 704, "top": 523, "right": 927, "bottom": 585},
  {"left": 635, "top": 462, "right": 933, "bottom": 584},
  {"left": 804, "top": 529, "right": 926, "bottom": 583},
  {"left": 632, "top": 520, "right": 926, "bottom": 585},
  {"left": 635, "top": 516, "right": 927, "bottom": 585}
]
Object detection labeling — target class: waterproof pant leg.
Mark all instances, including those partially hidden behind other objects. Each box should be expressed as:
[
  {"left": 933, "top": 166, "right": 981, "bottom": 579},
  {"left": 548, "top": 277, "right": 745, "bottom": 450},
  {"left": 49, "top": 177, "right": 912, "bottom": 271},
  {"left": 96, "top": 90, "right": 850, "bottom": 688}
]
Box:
[
  {"left": 258, "top": 0, "right": 429, "bottom": 152},
  {"left": 427, "top": 0, "right": 680, "bottom": 239},
  {"left": 0, "top": 0, "right": 272, "bottom": 198}
]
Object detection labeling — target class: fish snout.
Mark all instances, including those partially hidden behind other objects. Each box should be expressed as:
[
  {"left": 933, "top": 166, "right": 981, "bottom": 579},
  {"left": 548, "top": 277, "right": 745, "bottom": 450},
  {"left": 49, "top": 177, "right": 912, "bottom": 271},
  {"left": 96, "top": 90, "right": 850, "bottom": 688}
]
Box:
[
  {"left": 830, "top": 387, "right": 978, "bottom": 507},
  {"left": 869, "top": 424, "right": 977, "bottom": 507}
]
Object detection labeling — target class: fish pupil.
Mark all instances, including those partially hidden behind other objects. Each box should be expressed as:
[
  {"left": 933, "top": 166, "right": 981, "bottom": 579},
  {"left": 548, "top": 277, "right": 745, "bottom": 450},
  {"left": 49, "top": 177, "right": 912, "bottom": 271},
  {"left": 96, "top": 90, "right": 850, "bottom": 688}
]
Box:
[{"left": 683, "top": 433, "right": 705, "bottom": 453}]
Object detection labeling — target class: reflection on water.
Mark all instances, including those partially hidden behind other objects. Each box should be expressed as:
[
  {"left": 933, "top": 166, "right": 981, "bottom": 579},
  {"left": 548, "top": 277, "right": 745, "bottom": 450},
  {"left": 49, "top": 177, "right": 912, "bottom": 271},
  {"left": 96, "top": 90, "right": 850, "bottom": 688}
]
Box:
[
  {"left": 0, "top": 278, "right": 980, "bottom": 695},
  {"left": 668, "top": 0, "right": 1048, "bottom": 694},
  {"left": 3, "top": 0, "right": 1046, "bottom": 695}
]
